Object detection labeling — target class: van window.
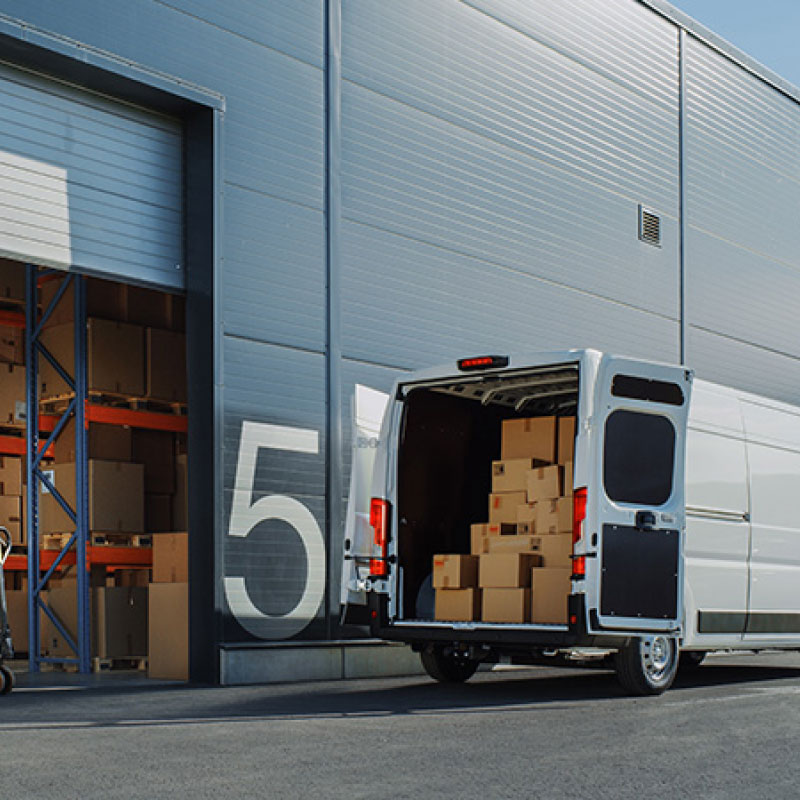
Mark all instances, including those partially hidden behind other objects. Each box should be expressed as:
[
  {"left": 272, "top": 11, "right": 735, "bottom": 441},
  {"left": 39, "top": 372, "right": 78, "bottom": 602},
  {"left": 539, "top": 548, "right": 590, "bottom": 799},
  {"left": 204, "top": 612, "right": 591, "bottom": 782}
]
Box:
[
  {"left": 611, "top": 374, "right": 684, "bottom": 406},
  {"left": 604, "top": 410, "right": 675, "bottom": 505}
]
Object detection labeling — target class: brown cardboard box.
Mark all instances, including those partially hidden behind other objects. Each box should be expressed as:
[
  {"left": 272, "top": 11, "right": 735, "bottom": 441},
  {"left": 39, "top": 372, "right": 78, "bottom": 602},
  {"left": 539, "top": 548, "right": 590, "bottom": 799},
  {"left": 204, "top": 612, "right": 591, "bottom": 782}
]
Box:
[
  {"left": 40, "top": 318, "right": 145, "bottom": 398},
  {"left": 173, "top": 453, "right": 188, "bottom": 530},
  {"left": 146, "top": 493, "right": 173, "bottom": 533},
  {"left": 114, "top": 569, "right": 151, "bottom": 587},
  {"left": 482, "top": 588, "right": 530, "bottom": 623},
  {"left": 0, "top": 494, "right": 22, "bottom": 544},
  {"left": 0, "top": 259, "right": 25, "bottom": 302},
  {"left": 0, "top": 455, "right": 22, "bottom": 495},
  {"left": 470, "top": 522, "right": 514, "bottom": 555},
  {"left": 535, "top": 498, "right": 573, "bottom": 536},
  {"left": 526, "top": 464, "right": 571, "bottom": 503},
  {"left": 53, "top": 420, "right": 132, "bottom": 464},
  {"left": 132, "top": 429, "right": 176, "bottom": 494},
  {"left": 432, "top": 554, "right": 478, "bottom": 589},
  {"left": 0, "top": 325, "right": 24, "bottom": 364},
  {"left": 479, "top": 553, "right": 541, "bottom": 588},
  {"left": 531, "top": 534, "right": 573, "bottom": 568},
  {"left": 5, "top": 590, "right": 34, "bottom": 654},
  {"left": 39, "top": 460, "right": 144, "bottom": 534},
  {"left": 485, "top": 534, "right": 539, "bottom": 554},
  {"left": 148, "top": 582, "right": 188, "bottom": 680},
  {"left": 531, "top": 567, "right": 571, "bottom": 624},
  {"left": 40, "top": 276, "right": 127, "bottom": 326},
  {"left": 146, "top": 328, "right": 187, "bottom": 403},
  {"left": 516, "top": 503, "right": 536, "bottom": 526},
  {"left": 126, "top": 286, "right": 177, "bottom": 329},
  {"left": 488, "top": 491, "right": 527, "bottom": 524},
  {"left": 434, "top": 587, "right": 481, "bottom": 622},
  {"left": 491, "top": 458, "right": 546, "bottom": 493},
  {"left": 0, "top": 363, "right": 25, "bottom": 425},
  {"left": 152, "top": 532, "right": 188, "bottom": 583},
  {"left": 558, "top": 417, "right": 577, "bottom": 465},
  {"left": 501, "top": 416, "right": 556, "bottom": 462}
]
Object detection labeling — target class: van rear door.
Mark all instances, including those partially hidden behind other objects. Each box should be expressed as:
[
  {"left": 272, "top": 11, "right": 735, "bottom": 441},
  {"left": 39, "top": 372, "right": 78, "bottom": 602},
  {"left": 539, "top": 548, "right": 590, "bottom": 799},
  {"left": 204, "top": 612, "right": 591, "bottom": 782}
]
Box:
[{"left": 586, "top": 356, "right": 693, "bottom": 635}]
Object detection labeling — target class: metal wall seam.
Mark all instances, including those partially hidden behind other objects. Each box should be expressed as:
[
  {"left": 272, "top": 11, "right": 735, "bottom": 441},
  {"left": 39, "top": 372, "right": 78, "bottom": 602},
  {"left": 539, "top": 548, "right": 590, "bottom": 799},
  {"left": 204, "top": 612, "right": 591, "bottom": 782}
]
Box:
[
  {"left": 325, "top": 0, "right": 343, "bottom": 639},
  {"left": 678, "top": 27, "right": 687, "bottom": 365}
]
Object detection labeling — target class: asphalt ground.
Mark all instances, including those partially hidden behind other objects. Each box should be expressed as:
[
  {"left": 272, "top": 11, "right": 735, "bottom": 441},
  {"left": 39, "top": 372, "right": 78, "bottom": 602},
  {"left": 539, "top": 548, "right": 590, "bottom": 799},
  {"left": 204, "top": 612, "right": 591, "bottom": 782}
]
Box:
[{"left": 2, "top": 651, "right": 800, "bottom": 799}]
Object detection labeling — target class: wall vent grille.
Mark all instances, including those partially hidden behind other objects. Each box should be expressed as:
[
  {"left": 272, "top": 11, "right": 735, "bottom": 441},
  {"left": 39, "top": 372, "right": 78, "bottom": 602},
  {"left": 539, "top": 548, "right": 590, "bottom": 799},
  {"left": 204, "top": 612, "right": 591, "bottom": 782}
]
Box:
[{"left": 638, "top": 205, "right": 661, "bottom": 246}]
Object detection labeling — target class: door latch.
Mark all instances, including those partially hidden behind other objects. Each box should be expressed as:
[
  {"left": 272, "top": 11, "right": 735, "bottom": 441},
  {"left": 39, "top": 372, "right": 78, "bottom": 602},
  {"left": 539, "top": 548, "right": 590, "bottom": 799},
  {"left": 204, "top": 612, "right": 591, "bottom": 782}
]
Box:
[{"left": 635, "top": 510, "right": 657, "bottom": 531}]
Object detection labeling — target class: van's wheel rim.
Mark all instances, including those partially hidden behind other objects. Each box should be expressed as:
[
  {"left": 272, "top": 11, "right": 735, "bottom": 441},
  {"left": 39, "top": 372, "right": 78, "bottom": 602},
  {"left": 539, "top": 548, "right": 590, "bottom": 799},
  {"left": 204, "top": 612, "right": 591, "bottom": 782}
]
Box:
[{"left": 642, "top": 636, "right": 672, "bottom": 682}]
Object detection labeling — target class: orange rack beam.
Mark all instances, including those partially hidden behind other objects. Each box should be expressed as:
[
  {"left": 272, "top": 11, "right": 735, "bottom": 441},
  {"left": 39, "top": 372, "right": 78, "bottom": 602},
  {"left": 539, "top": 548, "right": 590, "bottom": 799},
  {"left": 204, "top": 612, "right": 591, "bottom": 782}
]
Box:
[
  {"left": 0, "top": 434, "right": 27, "bottom": 456},
  {"left": 40, "top": 404, "right": 187, "bottom": 434},
  {"left": 0, "top": 309, "right": 25, "bottom": 328},
  {"left": 5, "top": 547, "right": 153, "bottom": 572}
]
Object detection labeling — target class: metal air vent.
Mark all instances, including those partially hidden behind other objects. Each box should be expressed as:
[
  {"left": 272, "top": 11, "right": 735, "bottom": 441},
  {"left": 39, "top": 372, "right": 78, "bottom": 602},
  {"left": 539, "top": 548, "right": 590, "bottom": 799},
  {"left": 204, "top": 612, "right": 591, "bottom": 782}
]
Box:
[{"left": 638, "top": 205, "right": 661, "bottom": 247}]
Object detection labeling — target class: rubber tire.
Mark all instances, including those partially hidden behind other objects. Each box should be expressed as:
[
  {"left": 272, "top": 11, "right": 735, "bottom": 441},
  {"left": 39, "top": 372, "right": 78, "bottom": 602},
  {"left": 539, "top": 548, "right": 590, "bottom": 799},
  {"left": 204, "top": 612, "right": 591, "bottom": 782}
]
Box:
[
  {"left": 614, "top": 636, "right": 679, "bottom": 696},
  {"left": 420, "top": 649, "right": 479, "bottom": 684},
  {"left": 0, "top": 665, "right": 13, "bottom": 695},
  {"left": 679, "top": 650, "right": 706, "bottom": 670}
]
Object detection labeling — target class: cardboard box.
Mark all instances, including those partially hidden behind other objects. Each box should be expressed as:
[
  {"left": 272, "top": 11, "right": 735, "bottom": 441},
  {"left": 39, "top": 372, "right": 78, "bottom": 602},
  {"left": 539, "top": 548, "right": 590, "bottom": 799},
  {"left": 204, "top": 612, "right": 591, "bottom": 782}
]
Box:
[
  {"left": 152, "top": 532, "right": 188, "bottom": 583},
  {"left": 146, "top": 328, "right": 187, "bottom": 403},
  {"left": 479, "top": 552, "right": 541, "bottom": 588},
  {"left": 40, "top": 276, "right": 127, "bottom": 326},
  {"left": 114, "top": 569, "right": 151, "bottom": 587},
  {"left": 53, "top": 420, "right": 132, "bottom": 464},
  {"left": 0, "top": 455, "right": 22, "bottom": 495},
  {"left": 535, "top": 498, "right": 573, "bottom": 536},
  {"left": 0, "top": 363, "right": 25, "bottom": 425},
  {"left": 132, "top": 429, "right": 176, "bottom": 494},
  {"left": 491, "top": 458, "right": 546, "bottom": 493},
  {"left": 516, "top": 502, "right": 536, "bottom": 526},
  {"left": 485, "top": 534, "right": 539, "bottom": 554},
  {"left": 40, "top": 318, "right": 145, "bottom": 398},
  {"left": 0, "top": 494, "right": 22, "bottom": 544},
  {"left": 558, "top": 417, "right": 577, "bottom": 465},
  {"left": 146, "top": 493, "right": 173, "bottom": 533},
  {"left": 173, "top": 453, "right": 188, "bottom": 531},
  {"left": 482, "top": 588, "right": 530, "bottom": 624},
  {"left": 126, "top": 286, "right": 181, "bottom": 330},
  {"left": 531, "top": 567, "right": 571, "bottom": 624},
  {"left": 0, "top": 258, "right": 25, "bottom": 302},
  {"left": 526, "top": 464, "right": 571, "bottom": 503},
  {"left": 432, "top": 554, "right": 478, "bottom": 589},
  {"left": 4, "top": 590, "right": 33, "bottom": 654},
  {"left": 488, "top": 491, "right": 527, "bottom": 524},
  {"left": 0, "top": 325, "right": 24, "bottom": 365},
  {"left": 470, "top": 522, "right": 514, "bottom": 555},
  {"left": 530, "top": 534, "right": 573, "bottom": 568},
  {"left": 434, "top": 587, "right": 481, "bottom": 621},
  {"left": 501, "top": 416, "right": 556, "bottom": 462},
  {"left": 39, "top": 460, "right": 145, "bottom": 534},
  {"left": 148, "top": 582, "right": 188, "bottom": 680}
]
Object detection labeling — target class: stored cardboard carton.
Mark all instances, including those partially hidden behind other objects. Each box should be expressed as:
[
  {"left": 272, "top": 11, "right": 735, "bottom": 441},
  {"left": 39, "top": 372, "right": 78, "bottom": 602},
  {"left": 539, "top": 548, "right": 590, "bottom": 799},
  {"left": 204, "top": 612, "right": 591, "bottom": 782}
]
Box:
[
  {"left": 5, "top": 590, "right": 33, "bottom": 654},
  {"left": 488, "top": 491, "right": 527, "bottom": 524},
  {"left": 40, "top": 276, "right": 126, "bottom": 326},
  {"left": 526, "top": 464, "right": 570, "bottom": 503},
  {"left": 40, "top": 318, "right": 145, "bottom": 398},
  {"left": 535, "top": 497, "right": 573, "bottom": 535},
  {"left": 558, "top": 417, "right": 577, "bottom": 465},
  {"left": 470, "top": 522, "right": 514, "bottom": 555},
  {"left": 531, "top": 534, "right": 573, "bottom": 568},
  {"left": 173, "top": 454, "right": 188, "bottom": 530},
  {"left": 0, "top": 259, "right": 25, "bottom": 302},
  {"left": 152, "top": 532, "right": 188, "bottom": 583},
  {"left": 146, "top": 328, "right": 187, "bottom": 403},
  {"left": 482, "top": 588, "right": 530, "bottom": 624},
  {"left": 433, "top": 554, "right": 478, "bottom": 589},
  {"left": 501, "top": 416, "right": 556, "bottom": 462},
  {"left": 479, "top": 553, "right": 541, "bottom": 588},
  {"left": 39, "top": 460, "right": 144, "bottom": 534},
  {"left": 0, "top": 455, "right": 22, "bottom": 495},
  {"left": 531, "top": 567, "right": 572, "bottom": 624},
  {"left": 146, "top": 493, "right": 173, "bottom": 533},
  {"left": 435, "top": 587, "right": 481, "bottom": 621},
  {"left": 0, "top": 363, "right": 25, "bottom": 425},
  {"left": 516, "top": 502, "right": 536, "bottom": 525},
  {"left": 491, "top": 458, "right": 546, "bottom": 493},
  {"left": 148, "top": 582, "right": 188, "bottom": 680},
  {"left": 0, "top": 494, "right": 22, "bottom": 544},
  {"left": 485, "top": 534, "right": 539, "bottom": 555},
  {"left": 53, "top": 420, "right": 132, "bottom": 464},
  {"left": 126, "top": 285, "right": 179, "bottom": 329},
  {"left": 132, "top": 428, "right": 176, "bottom": 494},
  {"left": 0, "top": 325, "right": 23, "bottom": 364},
  {"left": 115, "top": 569, "right": 150, "bottom": 587}
]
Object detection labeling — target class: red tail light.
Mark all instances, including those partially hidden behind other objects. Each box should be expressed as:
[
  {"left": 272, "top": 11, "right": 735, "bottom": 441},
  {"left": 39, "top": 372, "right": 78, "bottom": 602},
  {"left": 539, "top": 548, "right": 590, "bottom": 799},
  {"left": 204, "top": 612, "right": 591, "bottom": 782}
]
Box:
[
  {"left": 572, "top": 487, "right": 588, "bottom": 579},
  {"left": 369, "top": 498, "right": 390, "bottom": 577}
]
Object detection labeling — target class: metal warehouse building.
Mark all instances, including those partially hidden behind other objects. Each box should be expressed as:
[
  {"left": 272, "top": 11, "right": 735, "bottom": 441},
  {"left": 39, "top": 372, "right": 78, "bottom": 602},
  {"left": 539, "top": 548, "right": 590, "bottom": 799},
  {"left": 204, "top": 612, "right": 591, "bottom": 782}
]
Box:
[{"left": 0, "top": 0, "right": 798, "bottom": 685}]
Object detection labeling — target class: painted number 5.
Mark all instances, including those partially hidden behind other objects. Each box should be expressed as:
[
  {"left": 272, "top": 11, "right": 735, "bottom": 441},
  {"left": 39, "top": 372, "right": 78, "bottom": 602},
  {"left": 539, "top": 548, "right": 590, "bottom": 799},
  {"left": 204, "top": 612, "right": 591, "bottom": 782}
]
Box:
[{"left": 224, "top": 421, "right": 325, "bottom": 640}]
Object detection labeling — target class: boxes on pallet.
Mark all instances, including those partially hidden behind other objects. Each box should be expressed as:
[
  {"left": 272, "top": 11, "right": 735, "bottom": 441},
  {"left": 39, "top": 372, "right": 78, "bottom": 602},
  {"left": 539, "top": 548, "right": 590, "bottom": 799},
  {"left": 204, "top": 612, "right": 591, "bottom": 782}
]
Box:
[
  {"left": 0, "top": 325, "right": 23, "bottom": 365},
  {"left": 482, "top": 588, "right": 531, "bottom": 624},
  {"left": 39, "top": 318, "right": 145, "bottom": 398},
  {"left": 146, "top": 328, "right": 187, "bottom": 403},
  {"left": 152, "top": 532, "right": 188, "bottom": 583},
  {"left": 530, "top": 534, "right": 573, "bottom": 568},
  {"left": 479, "top": 553, "right": 541, "bottom": 588},
  {"left": 469, "top": 522, "right": 514, "bottom": 555},
  {"left": 501, "top": 416, "right": 556, "bottom": 462},
  {"left": 0, "top": 494, "right": 22, "bottom": 545},
  {"left": 0, "top": 259, "right": 25, "bottom": 302},
  {"left": 39, "top": 460, "right": 144, "bottom": 534},
  {"left": 558, "top": 417, "right": 576, "bottom": 465},
  {"left": 434, "top": 587, "right": 481, "bottom": 622},
  {"left": 488, "top": 491, "right": 527, "bottom": 524},
  {"left": 0, "top": 455, "right": 22, "bottom": 495},
  {"left": 526, "top": 464, "right": 571, "bottom": 503},
  {"left": 491, "top": 458, "right": 547, "bottom": 493},
  {"left": 4, "top": 590, "right": 38, "bottom": 654},
  {"left": 432, "top": 554, "right": 478, "bottom": 589},
  {"left": 483, "top": 534, "right": 539, "bottom": 555},
  {"left": 132, "top": 428, "right": 176, "bottom": 494},
  {"left": 535, "top": 498, "right": 573, "bottom": 536},
  {"left": 53, "top": 419, "right": 132, "bottom": 464},
  {"left": 531, "top": 567, "right": 571, "bottom": 624},
  {"left": 0, "top": 363, "right": 25, "bottom": 425},
  {"left": 148, "top": 582, "right": 188, "bottom": 680}
]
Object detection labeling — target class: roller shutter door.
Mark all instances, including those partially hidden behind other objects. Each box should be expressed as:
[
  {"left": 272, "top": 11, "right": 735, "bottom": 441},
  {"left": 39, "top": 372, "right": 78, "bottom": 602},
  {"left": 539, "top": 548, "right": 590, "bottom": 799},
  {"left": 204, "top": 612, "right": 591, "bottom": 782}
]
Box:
[{"left": 0, "top": 62, "right": 183, "bottom": 290}]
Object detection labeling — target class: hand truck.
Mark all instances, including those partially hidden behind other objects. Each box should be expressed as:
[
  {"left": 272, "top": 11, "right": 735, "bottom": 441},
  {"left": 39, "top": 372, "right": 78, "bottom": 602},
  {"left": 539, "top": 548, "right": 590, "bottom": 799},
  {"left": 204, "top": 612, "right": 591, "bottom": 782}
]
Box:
[{"left": 0, "top": 526, "right": 15, "bottom": 694}]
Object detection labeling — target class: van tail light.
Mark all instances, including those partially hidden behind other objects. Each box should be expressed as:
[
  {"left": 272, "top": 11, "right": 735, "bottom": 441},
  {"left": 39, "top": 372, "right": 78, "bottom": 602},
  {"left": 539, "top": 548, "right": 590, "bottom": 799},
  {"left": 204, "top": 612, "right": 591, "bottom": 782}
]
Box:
[
  {"left": 572, "top": 487, "right": 588, "bottom": 579},
  {"left": 369, "top": 498, "right": 390, "bottom": 577}
]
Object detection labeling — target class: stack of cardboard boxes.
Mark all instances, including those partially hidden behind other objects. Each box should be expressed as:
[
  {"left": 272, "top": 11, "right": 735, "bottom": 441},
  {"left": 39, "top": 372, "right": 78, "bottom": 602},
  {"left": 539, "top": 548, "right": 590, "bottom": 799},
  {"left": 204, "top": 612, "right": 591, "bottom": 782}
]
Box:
[
  {"left": 434, "top": 415, "right": 576, "bottom": 625},
  {"left": 0, "top": 260, "right": 26, "bottom": 433}
]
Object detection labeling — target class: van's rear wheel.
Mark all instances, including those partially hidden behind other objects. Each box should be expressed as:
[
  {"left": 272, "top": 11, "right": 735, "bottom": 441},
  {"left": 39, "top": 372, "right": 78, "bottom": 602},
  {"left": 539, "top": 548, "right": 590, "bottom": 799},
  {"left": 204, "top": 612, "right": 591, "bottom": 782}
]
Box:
[
  {"left": 614, "top": 636, "right": 678, "bottom": 696},
  {"left": 420, "top": 648, "right": 478, "bottom": 683},
  {"left": 0, "top": 665, "right": 13, "bottom": 695}
]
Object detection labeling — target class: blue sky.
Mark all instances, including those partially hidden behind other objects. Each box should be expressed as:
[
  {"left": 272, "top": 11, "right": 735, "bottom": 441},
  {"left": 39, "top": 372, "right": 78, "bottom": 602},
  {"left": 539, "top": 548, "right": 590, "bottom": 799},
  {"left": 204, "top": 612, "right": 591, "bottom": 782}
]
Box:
[{"left": 672, "top": 1, "right": 800, "bottom": 88}]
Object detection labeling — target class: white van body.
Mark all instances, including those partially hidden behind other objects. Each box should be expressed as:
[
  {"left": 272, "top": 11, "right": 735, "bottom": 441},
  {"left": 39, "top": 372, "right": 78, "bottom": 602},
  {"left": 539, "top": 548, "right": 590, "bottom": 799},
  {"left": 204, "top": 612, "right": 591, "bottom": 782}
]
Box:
[{"left": 341, "top": 349, "right": 800, "bottom": 693}]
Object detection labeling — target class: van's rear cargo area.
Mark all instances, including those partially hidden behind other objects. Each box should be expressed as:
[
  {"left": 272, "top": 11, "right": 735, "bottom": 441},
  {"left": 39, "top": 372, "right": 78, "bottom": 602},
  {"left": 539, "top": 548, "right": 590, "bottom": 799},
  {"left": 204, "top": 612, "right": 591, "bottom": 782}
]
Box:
[{"left": 395, "top": 363, "right": 579, "bottom": 627}]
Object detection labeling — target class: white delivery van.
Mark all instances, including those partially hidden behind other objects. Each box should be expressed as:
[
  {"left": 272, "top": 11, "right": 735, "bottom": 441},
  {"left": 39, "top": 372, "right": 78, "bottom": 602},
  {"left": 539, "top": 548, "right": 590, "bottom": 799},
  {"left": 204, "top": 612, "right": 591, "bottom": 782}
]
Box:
[{"left": 341, "top": 349, "right": 800, "bottom": 695}]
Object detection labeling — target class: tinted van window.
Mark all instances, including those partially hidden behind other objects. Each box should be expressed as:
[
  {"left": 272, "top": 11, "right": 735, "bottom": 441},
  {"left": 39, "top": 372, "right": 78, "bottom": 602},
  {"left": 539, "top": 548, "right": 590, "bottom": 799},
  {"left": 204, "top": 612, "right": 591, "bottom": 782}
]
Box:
[{"left": 604, "top": 410, "right": 675, "bottom": 505}]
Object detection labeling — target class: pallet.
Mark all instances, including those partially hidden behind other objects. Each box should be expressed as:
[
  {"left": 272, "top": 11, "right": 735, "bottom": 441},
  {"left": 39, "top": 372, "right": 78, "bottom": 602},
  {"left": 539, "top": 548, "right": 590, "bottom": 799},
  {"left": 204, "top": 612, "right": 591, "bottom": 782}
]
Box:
[
  {"left": 0, "top": 422, "right": 25, "bottom": 435},
  {"left": 92, "top": 656, "right": 147, "bottom": 673},
  {"left": 41, "top": 391, "right": 186, "bottom": 416},
  {"left": 41, "top": 532, "right": 152, "bottom": 550}
]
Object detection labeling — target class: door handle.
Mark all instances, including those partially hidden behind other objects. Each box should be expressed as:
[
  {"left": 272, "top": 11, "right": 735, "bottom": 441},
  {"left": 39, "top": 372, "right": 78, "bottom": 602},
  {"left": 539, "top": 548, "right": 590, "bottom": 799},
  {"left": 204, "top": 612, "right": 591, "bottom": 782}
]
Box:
[{"left": 635, "top": 510, "right": 657, "bottom": 531}]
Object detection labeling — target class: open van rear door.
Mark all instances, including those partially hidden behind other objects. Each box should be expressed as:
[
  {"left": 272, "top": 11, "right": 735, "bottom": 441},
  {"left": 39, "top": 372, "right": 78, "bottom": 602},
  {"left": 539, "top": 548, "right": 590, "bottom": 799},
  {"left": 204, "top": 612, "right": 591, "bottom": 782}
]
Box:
[{"left": 587, "top": 356, "right": 693, "bottom": 635}]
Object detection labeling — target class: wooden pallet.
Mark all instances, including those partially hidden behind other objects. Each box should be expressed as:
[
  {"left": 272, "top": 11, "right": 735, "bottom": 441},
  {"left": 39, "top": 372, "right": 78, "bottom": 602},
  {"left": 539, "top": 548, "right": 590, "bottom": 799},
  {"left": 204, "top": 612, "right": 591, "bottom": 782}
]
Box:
[
  {"left": 41, "top": 532, "right": 152, "bottom": 550},
  {"left": 41, "top": 390, "right": 186, "bottom": 416},
  {"left": 0, "top": 422, "right": 25, "bottom": 435},
  {"left": 92, "top": 656, "right": 147, "bottom": 673}
]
